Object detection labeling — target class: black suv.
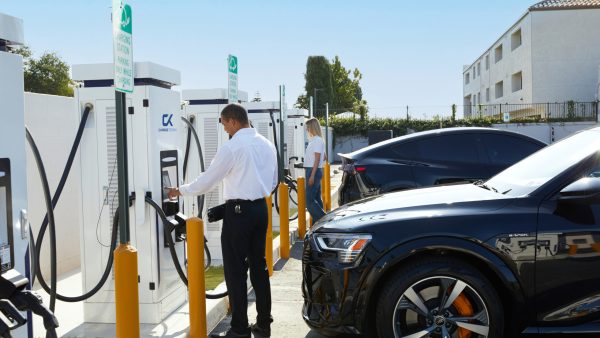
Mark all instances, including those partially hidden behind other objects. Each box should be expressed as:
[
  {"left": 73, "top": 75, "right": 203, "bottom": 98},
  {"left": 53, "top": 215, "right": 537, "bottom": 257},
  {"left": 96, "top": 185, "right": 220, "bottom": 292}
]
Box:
[
  {"left": 339, "top": 127, "right": 546, "bottom": 205},
  {"left": 303, "top": 127, "right": 600, "bottom": 337}
]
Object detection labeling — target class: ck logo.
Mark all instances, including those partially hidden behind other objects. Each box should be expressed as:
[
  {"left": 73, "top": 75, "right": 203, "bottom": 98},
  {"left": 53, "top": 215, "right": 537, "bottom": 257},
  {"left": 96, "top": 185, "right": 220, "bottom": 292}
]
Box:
[{"left": 162, "top": 114, "right": 174, "bottom": 127}]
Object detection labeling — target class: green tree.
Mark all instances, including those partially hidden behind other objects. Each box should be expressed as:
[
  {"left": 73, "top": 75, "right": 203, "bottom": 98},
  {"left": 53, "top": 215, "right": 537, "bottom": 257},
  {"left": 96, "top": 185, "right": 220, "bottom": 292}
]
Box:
[
  {"left": 295, "top": 56, "right": 333, "bottom": 118},
  {"left": 330, "top": 56, "right": 365, "bottom": 114},
  {"left": 297, "top": 55, "right": 368, "bottom": 118},
  {"left": 13, "top": 46, "right": 74, "bottom": 97}
]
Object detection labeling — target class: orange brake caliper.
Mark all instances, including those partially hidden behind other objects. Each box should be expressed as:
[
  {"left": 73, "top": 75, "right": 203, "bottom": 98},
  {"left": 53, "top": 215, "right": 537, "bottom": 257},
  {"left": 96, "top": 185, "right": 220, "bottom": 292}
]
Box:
[{"left": 452, "top": 293, "right": 474, "bottom": 338}]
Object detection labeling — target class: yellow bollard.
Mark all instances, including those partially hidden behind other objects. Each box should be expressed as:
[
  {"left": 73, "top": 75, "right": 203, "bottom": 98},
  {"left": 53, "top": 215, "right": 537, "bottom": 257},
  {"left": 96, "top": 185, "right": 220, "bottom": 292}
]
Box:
[
  {"left": 114, "top": 243, "right": 140, "bottom": 338},
  {"left": 265, "top": 195, "right": 273, "bottom": 277},
  {"left": 320, "top": 170, "right": 326, "bottom": 209},
  {"left": 279, "top": 183, "right": 290, "bottom": 259},
  {"left": 187, "top": 217, "right": 207, "bottom": 338},
  {"left": 324, "top": 162, "right": 331, "bottom": 212},
  {"left": 297, "top": 177, "right": 306, "bottom": 239}
]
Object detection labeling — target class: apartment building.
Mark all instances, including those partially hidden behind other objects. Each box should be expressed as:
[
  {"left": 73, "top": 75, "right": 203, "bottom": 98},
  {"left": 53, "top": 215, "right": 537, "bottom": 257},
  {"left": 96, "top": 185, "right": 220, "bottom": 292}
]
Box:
[{"left": 463, "top": 0, "right": 600, "bottom": 118}]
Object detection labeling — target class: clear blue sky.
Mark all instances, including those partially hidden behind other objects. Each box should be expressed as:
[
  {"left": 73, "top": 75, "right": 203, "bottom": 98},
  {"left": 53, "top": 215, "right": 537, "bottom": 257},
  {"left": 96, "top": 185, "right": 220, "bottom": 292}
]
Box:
[{"left": 2, "top": 0, "right": 533, "bottom": 118}]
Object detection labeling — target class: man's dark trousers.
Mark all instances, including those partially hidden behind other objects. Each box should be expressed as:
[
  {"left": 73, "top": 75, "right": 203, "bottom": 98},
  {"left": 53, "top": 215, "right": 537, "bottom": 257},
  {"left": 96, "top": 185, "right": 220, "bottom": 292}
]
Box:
[{"left": 221, "top": 198, "right": 271, "bottom": 333}]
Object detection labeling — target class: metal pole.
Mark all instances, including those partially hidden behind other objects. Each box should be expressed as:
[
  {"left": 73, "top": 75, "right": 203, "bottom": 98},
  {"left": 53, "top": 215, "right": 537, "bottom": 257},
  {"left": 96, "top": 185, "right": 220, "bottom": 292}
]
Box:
[
  {"left": 325, "top": 103, "right": 329, "bottom": 161},
  {"left": 187, "top": 217, "right": 207, "bottom": 338},
  {"left": 297, "top": 177, "right": 306, "bottom": 239},
  {"left": 309, "top": 96, "right": 313, "bottom": 118},
  {"left": 279, "top": 85, "right": 285, "bottom": 183},
  {"left": 115, "top": 91, "right": 130, "bottom": 244}
]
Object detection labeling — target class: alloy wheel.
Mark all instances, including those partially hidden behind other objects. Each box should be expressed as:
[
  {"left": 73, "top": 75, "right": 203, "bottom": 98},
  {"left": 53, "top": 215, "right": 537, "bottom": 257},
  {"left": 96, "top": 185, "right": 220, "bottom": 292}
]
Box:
[{"left": 392, "top": 276, "right": 490, "bottom": 338}]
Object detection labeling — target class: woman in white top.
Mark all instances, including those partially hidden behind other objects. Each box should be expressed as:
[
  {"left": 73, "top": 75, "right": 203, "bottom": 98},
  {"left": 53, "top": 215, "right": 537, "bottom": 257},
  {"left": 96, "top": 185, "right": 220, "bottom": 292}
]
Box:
[{"left": 304, "top": 118, "right": 326, "bottom": 222}]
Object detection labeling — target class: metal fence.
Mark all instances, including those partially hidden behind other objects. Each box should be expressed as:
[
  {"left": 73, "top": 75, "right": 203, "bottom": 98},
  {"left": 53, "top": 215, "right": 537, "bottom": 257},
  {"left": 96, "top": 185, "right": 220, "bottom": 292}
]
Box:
[{"left": 465, "top": 102, "right": 599, "bottom": 121}]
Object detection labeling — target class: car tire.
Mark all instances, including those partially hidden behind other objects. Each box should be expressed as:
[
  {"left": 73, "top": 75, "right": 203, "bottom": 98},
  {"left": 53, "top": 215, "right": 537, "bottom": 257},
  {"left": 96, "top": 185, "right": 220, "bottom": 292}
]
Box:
[{"left": 375, "top": 257, "right": 504, "bottom": 338}]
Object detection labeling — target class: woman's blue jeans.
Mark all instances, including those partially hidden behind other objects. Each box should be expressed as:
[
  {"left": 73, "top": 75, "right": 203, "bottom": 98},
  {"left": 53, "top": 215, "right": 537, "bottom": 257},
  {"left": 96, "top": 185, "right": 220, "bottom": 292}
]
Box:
[{"left": 305, "top": 168, "right": 325, "bottom": 222}]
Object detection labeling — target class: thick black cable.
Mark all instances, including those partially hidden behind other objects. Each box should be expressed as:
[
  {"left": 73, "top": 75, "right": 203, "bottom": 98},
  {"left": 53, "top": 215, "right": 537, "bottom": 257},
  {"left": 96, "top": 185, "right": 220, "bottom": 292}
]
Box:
[
  {"left": 32, "top": 104, "right": 92, "bottom": 287},
  {"left": 180, "top": 116, "right": 205, "bottom": 216},
  {"left": 24, "top": 128, "right": 57, "bottom": 311},
  {"left": 269, "top": 112, "right": 282, "bottom": 217},
  {"left": 144, "top": 196, "right": 227, "bottom": 299},
  {"left": 180, "top": 115, "right": 214, "bottom": 270},
  {"left": 27, "top": 104, "right": 122, "bottom": 303},
  {"left": 183, "top": 118, "right": 193, "bottom": 179}
]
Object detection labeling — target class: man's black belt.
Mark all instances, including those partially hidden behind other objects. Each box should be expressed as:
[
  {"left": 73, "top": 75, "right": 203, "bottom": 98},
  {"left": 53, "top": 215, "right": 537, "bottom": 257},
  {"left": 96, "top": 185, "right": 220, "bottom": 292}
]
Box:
[{"left": 226, "top": 198, "right": 266, "bottom": 204}]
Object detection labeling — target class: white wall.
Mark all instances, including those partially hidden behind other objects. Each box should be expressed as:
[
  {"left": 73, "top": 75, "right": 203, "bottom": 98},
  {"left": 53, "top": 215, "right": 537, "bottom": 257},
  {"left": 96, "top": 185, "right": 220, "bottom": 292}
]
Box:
[
  {"left": 463, "top": 14, "right": 533, "bottom": 116},
  {"left": 531, "top": 9, "right": 600, "bottom": 103},
  {"left": 332, "top": 136, "right": 369, "bottom": 163},
  {"left": 24, "top": 92, "right": 81, "bottom": 276},
  {"left": 491, "top": 121, "right": 597, "bottom": 143}
]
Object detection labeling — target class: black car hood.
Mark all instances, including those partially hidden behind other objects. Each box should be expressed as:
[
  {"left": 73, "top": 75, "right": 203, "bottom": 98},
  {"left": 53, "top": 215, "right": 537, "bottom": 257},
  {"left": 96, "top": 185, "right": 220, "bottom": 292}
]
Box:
[{"left": 314, "top": 183, "right": 513, "bottom": 232}]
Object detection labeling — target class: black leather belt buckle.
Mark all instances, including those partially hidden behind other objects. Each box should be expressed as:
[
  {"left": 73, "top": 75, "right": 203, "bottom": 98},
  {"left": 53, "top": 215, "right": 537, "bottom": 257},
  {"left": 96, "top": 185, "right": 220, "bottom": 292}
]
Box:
[{"left": 207, "top": 203, "right": 226, "bottom": 222}]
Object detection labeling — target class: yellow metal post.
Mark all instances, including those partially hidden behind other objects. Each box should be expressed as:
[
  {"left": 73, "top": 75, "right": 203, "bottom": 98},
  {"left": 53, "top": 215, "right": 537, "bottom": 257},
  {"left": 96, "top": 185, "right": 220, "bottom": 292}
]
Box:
[
  {"left": 265, "top": 196, "right": 273, "bottom": 277},
  {"left": 324, "top": 162, "right": 331, "bottom": 211},
  {"left": 297, "top": 177, "right": 306, "bottom": 239},
  {"left": 320, "top": 171, "right": 326, "bottom": 208},
  {"left": 114, "top": 243, "right": 140, "bottom": 338},
  {"left": 279, "top": 183, "right": 290, "bottom": 259},
  {"left": 188, "top": 217, "right": 207, "bottom": 338}
]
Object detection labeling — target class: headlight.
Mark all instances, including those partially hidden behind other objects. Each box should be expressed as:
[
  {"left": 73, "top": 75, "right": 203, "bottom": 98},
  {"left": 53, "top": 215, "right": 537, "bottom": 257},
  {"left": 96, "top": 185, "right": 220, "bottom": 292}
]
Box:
[{"left": 314, "top": 233, "right": 372, "bottom": 263}]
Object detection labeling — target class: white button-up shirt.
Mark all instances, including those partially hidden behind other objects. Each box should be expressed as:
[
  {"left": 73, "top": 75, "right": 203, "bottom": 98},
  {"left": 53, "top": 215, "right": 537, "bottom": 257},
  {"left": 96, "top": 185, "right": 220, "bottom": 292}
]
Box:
[{"left": 179, "top": 128, "right": 278, "bottom": 200}]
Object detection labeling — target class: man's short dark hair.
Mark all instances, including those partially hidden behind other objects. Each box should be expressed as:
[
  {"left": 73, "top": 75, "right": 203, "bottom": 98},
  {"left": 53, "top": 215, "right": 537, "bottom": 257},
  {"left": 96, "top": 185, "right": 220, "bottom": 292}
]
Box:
[{"left": 221, "top": 104, "right": 249, "bottom": 125}]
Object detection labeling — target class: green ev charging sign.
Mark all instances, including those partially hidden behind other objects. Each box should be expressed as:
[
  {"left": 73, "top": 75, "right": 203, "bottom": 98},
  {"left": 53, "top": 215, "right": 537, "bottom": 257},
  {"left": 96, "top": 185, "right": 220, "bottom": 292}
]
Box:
[
  {"left": 228, "top": 54, "right": 238, "bottom": 103},
  {"left": 113, "top": 0, "right": 133, "bottom": 93}
]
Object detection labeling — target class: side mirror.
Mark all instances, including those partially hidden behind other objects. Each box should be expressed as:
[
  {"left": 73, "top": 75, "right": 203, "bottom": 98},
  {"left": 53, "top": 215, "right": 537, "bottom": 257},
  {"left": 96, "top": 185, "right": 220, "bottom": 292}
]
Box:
[{"left": 560, "top": 177, "right": 600, "bottom": 200}]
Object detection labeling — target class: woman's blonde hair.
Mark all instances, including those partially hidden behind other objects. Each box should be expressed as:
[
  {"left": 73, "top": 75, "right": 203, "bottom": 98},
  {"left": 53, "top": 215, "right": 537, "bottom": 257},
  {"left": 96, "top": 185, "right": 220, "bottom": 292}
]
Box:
[{"left": 305, "top": 118, "right": 322, "bottom": 137}]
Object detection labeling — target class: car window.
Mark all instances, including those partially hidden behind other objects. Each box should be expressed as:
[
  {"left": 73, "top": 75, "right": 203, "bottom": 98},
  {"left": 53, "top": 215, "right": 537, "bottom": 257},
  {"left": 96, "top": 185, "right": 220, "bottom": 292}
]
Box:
[
  {"left": 486, "top": 130, "right": 600, "bottom": 197},
  {"left": 481, "top": 134, "right": 543, "bottom": 166},
  {"left": 416, "top": 134, "right": 479, "bottom": 163},
  {"left": 391, "top": 141, "right": 418, "bottom": 159}
]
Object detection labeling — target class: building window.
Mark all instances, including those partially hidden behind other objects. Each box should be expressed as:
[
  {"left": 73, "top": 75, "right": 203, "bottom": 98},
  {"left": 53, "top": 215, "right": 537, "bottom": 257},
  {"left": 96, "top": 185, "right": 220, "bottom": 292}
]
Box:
[
  {"left": 473, "top": 70, "right": 475, "bottom": 80},
  {"left": 495, "top": 44, "right": 503, "bottom": 63},
  {"left": 465, "top": 73, "right": 470, "bottom": 85},
  {"left": 477, "top": 92, "right": 481, "bottom": 106},
  {"left": 511, "top": 29, "right": 522, "bottom": 51},
  {"left": 512, "top": 71, "right": 523, "bottom": 92},
  {"left": 477, "top": 62, "right": 481, "bottom": 76},
  {"left": 486, "top": 88, "right": 490, "bottom": 102},
  {"left": 495, "top": 81, "right": 504, "bottom": 98},
  {"left": 485, "top": 54, "right": 489, "bottom": 70}
]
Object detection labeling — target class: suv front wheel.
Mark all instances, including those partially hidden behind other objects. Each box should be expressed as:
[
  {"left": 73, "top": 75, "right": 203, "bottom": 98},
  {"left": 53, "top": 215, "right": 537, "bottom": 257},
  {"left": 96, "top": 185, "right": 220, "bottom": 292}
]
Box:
[{"left": 376, "top": 257, "right": 504, "bottom": 338}]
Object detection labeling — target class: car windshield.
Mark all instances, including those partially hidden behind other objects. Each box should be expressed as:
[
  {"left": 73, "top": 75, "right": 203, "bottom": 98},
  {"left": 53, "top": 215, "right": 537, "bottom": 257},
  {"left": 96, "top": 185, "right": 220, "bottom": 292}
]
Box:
[{"left": 485, "top": 129, "right": 600, "bottom": 197}]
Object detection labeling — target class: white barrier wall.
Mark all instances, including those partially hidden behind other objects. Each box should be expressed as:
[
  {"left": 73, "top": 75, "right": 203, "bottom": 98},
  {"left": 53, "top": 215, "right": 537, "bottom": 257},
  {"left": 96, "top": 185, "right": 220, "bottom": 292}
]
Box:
[
  {"left": 491, "top": 122, "right": 598, "bottom": 144},
  {"left": 24, "top": 92, "right": 81, "bottom": 276}
]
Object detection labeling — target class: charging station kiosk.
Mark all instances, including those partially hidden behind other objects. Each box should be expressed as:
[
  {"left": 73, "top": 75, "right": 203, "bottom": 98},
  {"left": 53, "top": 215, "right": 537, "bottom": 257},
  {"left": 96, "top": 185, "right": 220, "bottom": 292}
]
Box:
[
  {"left": 181, "top": 89, "right": 248, "bottom": 265},
  {"left": 242, "top": 101, "right": 280, "bottom": 148},
  {"left": 72, "top": 62, "right": 186, "bottom": 324},
  {"left": 284, "top": 108, "right": 307, "bottom": 178},
  {"left": 0, "top": 13, "right": 30, "bottom": 338}
]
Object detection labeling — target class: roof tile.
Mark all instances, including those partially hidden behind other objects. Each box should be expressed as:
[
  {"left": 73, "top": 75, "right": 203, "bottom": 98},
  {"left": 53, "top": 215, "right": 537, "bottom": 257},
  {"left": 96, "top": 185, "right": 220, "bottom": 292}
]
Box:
[{"left": 530, "top": 0, "right": 600, "bottom": 10}]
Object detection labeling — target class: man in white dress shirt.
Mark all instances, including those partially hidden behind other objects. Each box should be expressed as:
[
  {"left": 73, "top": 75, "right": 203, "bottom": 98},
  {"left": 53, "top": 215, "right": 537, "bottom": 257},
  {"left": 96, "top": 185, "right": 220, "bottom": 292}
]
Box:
[{"left": 168, "top": 104, "right": 277, "bottom": 338}]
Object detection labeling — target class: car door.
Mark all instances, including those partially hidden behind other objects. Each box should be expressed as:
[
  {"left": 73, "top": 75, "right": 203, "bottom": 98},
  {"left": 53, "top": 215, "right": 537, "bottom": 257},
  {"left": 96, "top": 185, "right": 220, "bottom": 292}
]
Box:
[
  {"left": 535, "top": 159, "right": 600, "bottom": 325},
  {"left": 411, "top": 133, "right": 486, "bottom": 187}
]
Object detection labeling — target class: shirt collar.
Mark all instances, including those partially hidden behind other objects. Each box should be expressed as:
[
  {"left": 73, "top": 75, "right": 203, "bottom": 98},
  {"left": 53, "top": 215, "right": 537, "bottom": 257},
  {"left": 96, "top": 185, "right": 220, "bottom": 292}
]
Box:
[{"left": 232, "top": 127, "right": 256, "bottom": 140}]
